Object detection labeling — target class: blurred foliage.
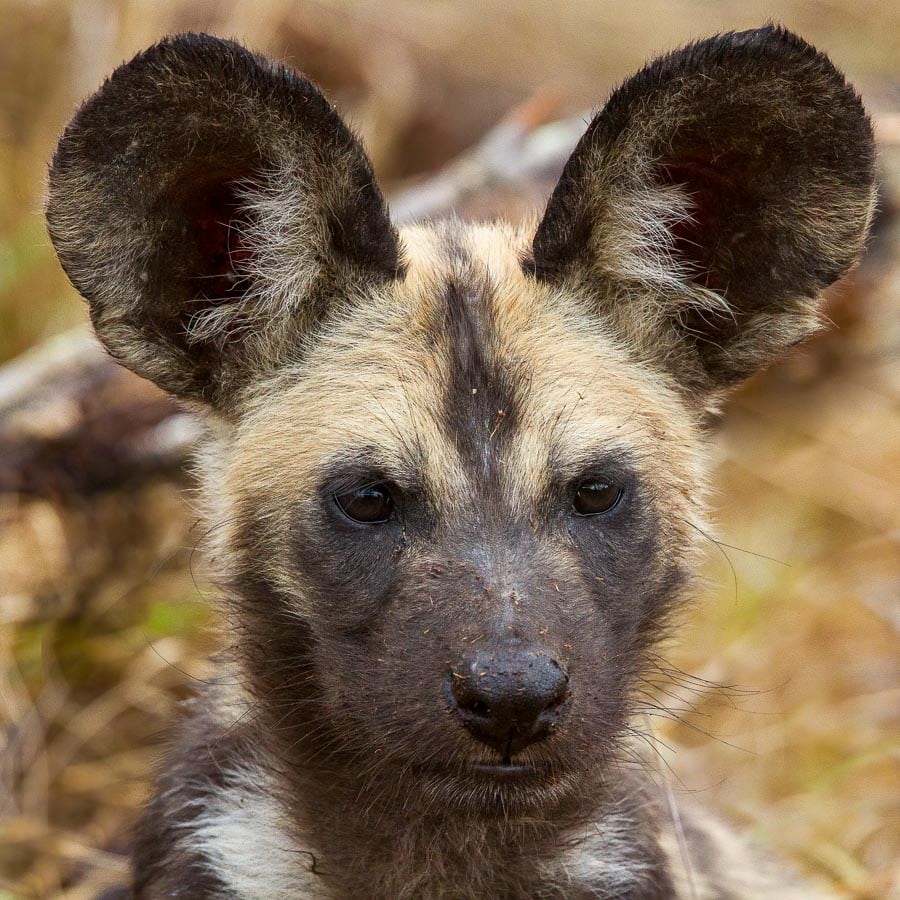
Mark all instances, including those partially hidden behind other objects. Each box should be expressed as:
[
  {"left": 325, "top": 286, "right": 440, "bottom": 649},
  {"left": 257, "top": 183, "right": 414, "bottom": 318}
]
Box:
[{"left": 0, "top": 1, "right": 898, "bottom": 898}]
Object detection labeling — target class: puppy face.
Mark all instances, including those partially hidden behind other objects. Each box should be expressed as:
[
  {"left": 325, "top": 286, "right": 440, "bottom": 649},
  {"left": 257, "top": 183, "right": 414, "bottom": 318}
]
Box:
[
  {"left": 215, "top": 222, "right": 705, "bottom": 808},
  {"left": 46, "top": 29, "right": 874, "bottom": 813}
]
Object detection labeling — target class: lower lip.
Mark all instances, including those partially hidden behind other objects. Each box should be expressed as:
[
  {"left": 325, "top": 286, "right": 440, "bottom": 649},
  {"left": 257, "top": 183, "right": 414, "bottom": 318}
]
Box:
[{"left": 468, "top": 763, "right": 535, "bottom": 778}]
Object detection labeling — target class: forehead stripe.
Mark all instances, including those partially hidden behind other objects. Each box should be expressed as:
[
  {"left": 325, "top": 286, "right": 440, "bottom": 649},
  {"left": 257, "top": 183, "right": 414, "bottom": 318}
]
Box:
[{"left": 437, "top": 274, "right": 520, "bottom": 479}]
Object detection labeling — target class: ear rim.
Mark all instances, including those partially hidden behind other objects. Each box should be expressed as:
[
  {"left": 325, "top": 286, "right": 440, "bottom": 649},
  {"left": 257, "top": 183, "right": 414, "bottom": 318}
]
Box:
[
  {"left": 526, "top": 25, "right": 876, "bottom": 400},
  {"left": 530, "top": 25, "right": 876, "bottom": 286},
  {"left": 46, "top": 33, "right": 402, "bottom": 409}
]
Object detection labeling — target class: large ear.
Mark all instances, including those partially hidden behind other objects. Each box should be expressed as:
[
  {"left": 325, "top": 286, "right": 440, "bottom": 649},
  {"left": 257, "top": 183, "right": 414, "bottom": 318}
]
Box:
[
  {"left": 46, "top": 34, "right": 401, "bottom": 409},
  {"left": 529, "top": 26, "right": 876, "bottom": 401}
]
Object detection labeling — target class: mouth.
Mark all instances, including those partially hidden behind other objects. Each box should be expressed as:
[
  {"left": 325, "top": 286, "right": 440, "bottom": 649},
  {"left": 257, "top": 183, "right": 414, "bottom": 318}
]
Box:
[
  {"left": 467, "top": 762, "right": 537, "bottom": 780},
  {"left": 411, "top": 758, "right": 579, "bottom": 814}
]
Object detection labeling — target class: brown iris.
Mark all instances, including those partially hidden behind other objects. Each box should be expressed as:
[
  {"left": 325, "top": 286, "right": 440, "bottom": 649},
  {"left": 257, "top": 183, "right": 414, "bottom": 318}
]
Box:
[
  {"left": 334, "top": 484, "right": 395, "bottom": 524},
  {"left": 573, "top": 481, "right": 622, "bottom": 516}
]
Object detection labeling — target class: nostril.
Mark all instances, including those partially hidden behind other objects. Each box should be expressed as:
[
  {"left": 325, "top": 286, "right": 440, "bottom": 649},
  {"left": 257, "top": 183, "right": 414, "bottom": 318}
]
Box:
[
  {"left": 537, "top": 690, "right": 568, "bottom": 731},
  {"left": 545, "top": 669, "right": 569, "bottom": 711},
  {"left": 448, "top": 649, "right": 571, "bottom": 756},
  {"left": 543, "top": 689, "right": 567, "bottom": 714}
]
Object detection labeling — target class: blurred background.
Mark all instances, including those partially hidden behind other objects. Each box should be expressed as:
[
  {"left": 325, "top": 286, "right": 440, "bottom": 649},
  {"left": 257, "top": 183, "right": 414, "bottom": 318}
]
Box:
[{"left": 0, "top": 1, "right": 898, "bottom": 897}]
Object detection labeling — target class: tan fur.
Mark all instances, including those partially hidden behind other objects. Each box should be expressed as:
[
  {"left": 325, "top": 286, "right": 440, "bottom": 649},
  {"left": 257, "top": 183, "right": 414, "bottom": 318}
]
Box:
[{"left": 213, "top": 222, "right": 707, "bottom": 613}]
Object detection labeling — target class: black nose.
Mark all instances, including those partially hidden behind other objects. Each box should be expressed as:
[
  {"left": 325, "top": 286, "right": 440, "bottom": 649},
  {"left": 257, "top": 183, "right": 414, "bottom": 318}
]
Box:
[{"left": 449, "top": 649, "right": 569, "bottom": 758}]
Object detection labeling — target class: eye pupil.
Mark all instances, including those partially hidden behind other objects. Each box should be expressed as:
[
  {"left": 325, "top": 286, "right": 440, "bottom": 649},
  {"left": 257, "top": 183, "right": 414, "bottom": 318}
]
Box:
[
  {"left": 335, "top": 484, "right": 394, "bottom": 524},
  {"left": 573, "top": 481, "right": 622, "bottom": 516}
]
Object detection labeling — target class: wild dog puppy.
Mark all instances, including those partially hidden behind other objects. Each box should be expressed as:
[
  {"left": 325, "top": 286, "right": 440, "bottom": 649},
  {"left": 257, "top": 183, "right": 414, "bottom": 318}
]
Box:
[{"left": 46, "top": 26, "right": 874, "bottom": 899}]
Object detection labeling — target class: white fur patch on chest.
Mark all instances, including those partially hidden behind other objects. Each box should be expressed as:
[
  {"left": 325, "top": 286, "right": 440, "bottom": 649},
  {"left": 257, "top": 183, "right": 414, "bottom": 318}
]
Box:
[
  {"left": 554, "top": 813, "right": 655, "bottom": 898},
  {"left": 181, "top": 765, "right": 325, "bottom": 899}
]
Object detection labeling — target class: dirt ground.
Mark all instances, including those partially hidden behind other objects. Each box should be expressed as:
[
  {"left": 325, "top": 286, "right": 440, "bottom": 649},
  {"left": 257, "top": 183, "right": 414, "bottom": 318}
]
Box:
[{"left": 0, "top": 2, "right": 897, "bottom": 897}]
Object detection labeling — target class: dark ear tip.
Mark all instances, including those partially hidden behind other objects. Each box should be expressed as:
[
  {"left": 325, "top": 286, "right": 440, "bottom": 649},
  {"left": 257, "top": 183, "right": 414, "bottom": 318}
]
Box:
[
  {"left": 688, "top": 23, "right": 819, "bottom": 58},
  {"left": 46, "top": 33, "right": 255, "bottom": 247},
  {"left": 108, "top": 32, "right": 276, "bottom": 88},
  {"left": 704, "top": 24, "right": 874, "bottom": 143},
  {"left": 724, "top": 22, "right": 816, "bottom": 51},
  {"left": 699, "top": 23, "right": 871, "bottom": 119},
  {"left": 49, "top": 34, "right": 246, "bottom": 169},
  {"left": 47, "top": 31, "right": 329, "bottom": 196},
  {"left": 110, "top": 31, "right": 254, "bottom": 73},
  {"left": 51, "top": 30, "right": 312, "bottom": 138},
  {"left": 675, "top": 24, "right": 864, "bottom": 95}
]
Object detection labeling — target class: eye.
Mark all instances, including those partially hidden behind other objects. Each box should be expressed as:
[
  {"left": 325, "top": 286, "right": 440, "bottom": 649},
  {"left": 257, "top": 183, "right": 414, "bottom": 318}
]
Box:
[
  {"left": 573, "top": 480, "right": 622, "bottom": 516},
  {"left": 334, "top": 483, "right": 395, "bottom": 524}
]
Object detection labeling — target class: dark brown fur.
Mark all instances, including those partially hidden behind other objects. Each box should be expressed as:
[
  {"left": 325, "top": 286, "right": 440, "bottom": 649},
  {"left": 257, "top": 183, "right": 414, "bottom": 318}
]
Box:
[{"left": 45, "top": 27, "right": 873, "bottom": 899}]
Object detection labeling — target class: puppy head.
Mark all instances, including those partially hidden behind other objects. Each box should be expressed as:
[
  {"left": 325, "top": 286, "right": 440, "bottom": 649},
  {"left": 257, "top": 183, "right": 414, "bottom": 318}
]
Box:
[{"left": 47, "top": 28, "right": 874, "bottom": 813}]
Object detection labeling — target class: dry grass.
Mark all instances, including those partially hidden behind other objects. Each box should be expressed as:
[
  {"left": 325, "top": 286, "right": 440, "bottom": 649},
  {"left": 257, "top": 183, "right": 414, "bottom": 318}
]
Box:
[{"left": 0, "top": 2, "right": 897, "bottom": 897}]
